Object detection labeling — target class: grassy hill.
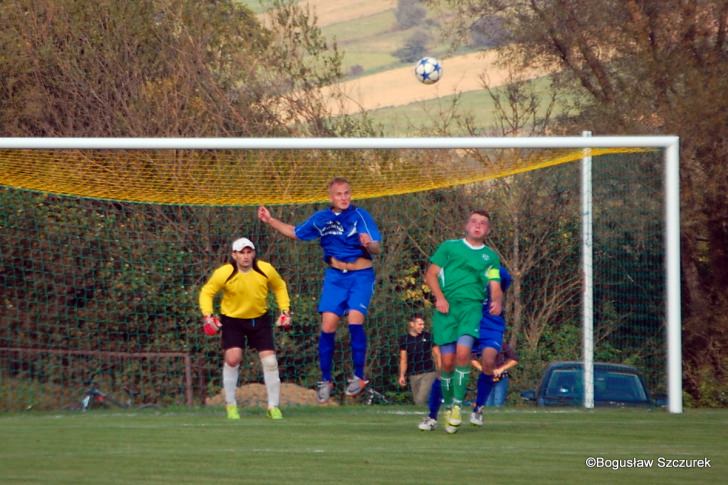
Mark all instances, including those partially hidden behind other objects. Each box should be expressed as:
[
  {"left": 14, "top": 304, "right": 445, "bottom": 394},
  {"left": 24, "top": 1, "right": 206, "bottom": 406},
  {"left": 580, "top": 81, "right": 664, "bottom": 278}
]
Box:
[{"left": 245, "top": 0, "right": 544, "bottom": 135}]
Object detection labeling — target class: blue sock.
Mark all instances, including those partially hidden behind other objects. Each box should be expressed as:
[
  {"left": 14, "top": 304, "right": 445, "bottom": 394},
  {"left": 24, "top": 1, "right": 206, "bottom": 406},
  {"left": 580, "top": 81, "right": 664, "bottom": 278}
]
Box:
[
  {"left": 319, "top": 331, "right": 336, "bottom": 382},
  {"left": 429, "top": 379, "right": 442, "bottom": 419},
  {"left": 349, "top": 324, "right": 367, "bottom": 379},
  {"left": 476, "top": 373, "right": 494, "bottom": 409}
]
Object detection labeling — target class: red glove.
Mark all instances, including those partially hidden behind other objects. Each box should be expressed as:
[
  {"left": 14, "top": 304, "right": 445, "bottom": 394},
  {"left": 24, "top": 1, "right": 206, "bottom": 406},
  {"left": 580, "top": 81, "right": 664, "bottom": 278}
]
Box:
[
  {"left": 276, "top": 311, "right": 292, "bottom": 331},
  {"left": 203, "top": 315, "right": 221, "bottom": 336}
]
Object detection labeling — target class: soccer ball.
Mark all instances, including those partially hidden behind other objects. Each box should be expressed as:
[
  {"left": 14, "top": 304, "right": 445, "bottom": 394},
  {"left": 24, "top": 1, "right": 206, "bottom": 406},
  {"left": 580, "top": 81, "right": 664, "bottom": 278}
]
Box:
[{"left": 414, "top": 57, "right": 442, "bottom": 85}]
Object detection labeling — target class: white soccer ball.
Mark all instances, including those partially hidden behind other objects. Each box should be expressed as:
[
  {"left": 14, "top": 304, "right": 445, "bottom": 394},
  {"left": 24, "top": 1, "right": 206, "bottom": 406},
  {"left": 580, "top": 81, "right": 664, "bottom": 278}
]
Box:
[{"left": 414, "top": 57, "right": 442, "bottom": 85}]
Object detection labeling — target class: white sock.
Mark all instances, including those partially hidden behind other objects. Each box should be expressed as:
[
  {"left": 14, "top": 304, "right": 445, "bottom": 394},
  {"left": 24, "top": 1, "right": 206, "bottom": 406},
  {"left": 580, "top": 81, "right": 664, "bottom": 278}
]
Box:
[
  {"left": 261, "top": 354, "right": 280, "bottom": 408},
  {"left": 223, "top": 363, "right": 239, "bottom": 406}
]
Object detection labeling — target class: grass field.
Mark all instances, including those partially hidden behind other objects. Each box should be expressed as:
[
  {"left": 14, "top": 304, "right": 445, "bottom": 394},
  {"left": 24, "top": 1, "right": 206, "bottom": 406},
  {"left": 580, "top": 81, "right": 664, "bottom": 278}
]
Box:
[
  {"left": 1, "top": 406, "right": 724, "bottom": 484},
  {"left": 364, "top": 75, "right": 560, "bottom": 135}
]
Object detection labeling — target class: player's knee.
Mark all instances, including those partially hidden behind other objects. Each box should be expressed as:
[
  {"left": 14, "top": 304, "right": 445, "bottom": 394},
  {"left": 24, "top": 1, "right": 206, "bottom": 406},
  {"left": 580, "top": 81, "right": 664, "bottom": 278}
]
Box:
[
  {"left": 260, "top": 354, "right": 278, "bottom": 373},
  {"left": 455, "top": 352, "right": 472, "bottom": 366},
  {"left": 321, "top": 312, "right": 340, "bottom": 333},
  {"left": 225, "top": 357, "right": 241, "bottom": 367}
]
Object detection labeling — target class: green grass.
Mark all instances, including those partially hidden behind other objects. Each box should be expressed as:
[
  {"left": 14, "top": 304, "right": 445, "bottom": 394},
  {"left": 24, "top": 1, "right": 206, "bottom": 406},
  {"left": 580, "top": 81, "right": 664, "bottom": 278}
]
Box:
[
  {"left": 1, "top": 406, "right": 725, "bottom": 484},
  {"left": 323, "top": 10, "right": 397, "bottom": 46},
  {"left": 364, "top": 75, "right": 562, "bottom": 136},
  {"left": 234, "top": 0, "right": 270, "bottom": 15},
  {"left": 322, "top": 9, "right": 458, "bottom": 77}
]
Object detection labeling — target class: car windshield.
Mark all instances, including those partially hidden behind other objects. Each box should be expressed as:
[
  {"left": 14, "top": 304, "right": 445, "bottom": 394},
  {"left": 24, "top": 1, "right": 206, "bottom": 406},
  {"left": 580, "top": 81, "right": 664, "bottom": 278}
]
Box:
[{"left": 544, "top": 368, "right": 648, "bottom": 402}]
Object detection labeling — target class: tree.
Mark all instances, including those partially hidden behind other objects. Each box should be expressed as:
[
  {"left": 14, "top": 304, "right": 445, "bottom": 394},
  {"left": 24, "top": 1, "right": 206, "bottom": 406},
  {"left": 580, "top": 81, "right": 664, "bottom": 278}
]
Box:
[
  {"left": 0, "top": 0, "right": 345, "bottom": 137},
  {"left": 392, "top": 30, "right": 431, "bottom": 63},
  {"left": 432, "top": 0, "right": 728, "bottom": 404},
  {"left": 395, "top": 0, "right": 428, "bottom": 30}
]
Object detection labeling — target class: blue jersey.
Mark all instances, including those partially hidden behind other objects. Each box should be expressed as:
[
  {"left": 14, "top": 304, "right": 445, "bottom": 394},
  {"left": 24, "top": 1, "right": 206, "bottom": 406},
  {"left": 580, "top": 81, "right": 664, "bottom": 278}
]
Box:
[
  {"left": 481, "top": 266, "right": 512, "bottom": 331},
  {"left": 294, "top": 204, "right": 382, "bottom": 263}
]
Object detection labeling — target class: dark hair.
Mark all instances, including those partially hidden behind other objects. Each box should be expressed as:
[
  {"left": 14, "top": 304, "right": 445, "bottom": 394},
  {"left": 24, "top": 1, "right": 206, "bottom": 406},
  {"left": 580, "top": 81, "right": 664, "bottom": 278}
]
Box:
[
  {"left": 470, "top": 209, "right": 490, "bottom": 220},
  {"left": 409, "top": 313, "right": 424, "bottom": 322},
  {"left": 224, "top": 257, "right": 268, "bottom": 283}
]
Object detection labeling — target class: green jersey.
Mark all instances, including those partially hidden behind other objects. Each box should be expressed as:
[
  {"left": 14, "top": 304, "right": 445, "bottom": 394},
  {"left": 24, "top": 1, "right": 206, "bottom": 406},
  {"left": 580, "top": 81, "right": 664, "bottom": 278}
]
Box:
[{"left": 429, "top": 239, "right": 500, "bottom": 303}]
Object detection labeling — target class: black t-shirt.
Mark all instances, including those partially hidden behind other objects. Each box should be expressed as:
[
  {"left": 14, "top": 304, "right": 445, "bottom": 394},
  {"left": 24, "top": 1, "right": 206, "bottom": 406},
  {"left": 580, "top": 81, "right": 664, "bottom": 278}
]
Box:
[{"left": 398, "top": 331, "right": 436, "bottom": 375}]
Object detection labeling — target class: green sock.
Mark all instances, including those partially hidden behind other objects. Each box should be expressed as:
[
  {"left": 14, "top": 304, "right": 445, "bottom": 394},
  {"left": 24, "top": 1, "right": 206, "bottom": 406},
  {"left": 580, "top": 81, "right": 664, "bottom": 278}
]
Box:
[
  {"left": 440, "top": 371, "right": 454, "bottom": 407},
  {"left": 453, "top": 365, "right": 471, "bottom": 405}
]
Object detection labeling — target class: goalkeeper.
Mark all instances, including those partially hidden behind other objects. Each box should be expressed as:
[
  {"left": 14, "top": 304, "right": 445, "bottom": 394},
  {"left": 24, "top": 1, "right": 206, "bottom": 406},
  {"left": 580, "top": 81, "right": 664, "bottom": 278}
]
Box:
[
  {"left": 199, "top": 237, "right": 291, "bottom": 420},
  {"left": 258, "top": 177, "right": 381, "bottom": 403},
  {"left": 424, "top": 210, "right": 502, "bottom": 434}
]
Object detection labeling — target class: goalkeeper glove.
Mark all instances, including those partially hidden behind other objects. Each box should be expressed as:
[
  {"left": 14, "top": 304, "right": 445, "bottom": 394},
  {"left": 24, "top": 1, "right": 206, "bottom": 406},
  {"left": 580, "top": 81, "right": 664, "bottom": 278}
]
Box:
[
  {"left": 276, "top": 311, "right": 292, "bottom": 331},
  {"left": 202, "top": 315, "right": 221, "bottom": 336}
]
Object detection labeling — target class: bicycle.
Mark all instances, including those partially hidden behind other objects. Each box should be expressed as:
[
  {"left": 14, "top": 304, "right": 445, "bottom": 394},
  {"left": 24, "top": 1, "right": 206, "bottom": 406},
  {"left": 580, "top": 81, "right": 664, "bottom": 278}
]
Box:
[
  {"left": 69, "top": 372, "right": 159, "bottom": 411},
  {"left": 362, "top": 387, "right": 390, "bottom": 405}
]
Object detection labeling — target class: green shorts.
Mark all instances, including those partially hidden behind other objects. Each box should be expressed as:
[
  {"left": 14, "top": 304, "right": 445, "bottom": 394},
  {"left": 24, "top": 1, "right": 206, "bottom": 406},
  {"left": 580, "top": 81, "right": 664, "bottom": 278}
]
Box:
[{"left": 432, "top": 300, "right": 482, "bottom": 346}]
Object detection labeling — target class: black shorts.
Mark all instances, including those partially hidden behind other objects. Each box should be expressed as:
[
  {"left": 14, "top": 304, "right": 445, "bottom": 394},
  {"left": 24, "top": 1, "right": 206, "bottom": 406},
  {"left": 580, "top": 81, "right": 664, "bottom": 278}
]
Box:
[{"left": 220, "top": 313, "right": 275, "bottom": 352}]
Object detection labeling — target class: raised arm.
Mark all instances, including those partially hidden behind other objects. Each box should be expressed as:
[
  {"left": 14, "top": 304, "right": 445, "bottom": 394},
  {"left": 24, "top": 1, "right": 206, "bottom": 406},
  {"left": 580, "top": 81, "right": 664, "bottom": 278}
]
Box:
[{"left": 258, "top": 206, "right": 297, "bottom": 239}]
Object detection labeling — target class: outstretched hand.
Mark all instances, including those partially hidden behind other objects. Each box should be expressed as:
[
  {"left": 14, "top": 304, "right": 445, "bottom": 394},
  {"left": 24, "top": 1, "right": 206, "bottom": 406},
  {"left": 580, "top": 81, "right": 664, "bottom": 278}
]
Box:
[{"left": 257, "top": 206, "right": 272, "bottom": 224}]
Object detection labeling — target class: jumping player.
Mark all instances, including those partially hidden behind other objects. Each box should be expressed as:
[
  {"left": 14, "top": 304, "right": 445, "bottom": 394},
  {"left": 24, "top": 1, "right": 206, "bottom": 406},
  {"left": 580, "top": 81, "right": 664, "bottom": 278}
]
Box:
[
  {"left": 424, "top": 210, "right": 502, "bottom": 433},
  {"left": 419, "top": 266, "right": 512, "bottom": 431},
  {"left": 258, "top": 177, "right": 381, "bottom": 402},
  {"left": 199, "top": 237, "right": 291, "bottom": 420}
]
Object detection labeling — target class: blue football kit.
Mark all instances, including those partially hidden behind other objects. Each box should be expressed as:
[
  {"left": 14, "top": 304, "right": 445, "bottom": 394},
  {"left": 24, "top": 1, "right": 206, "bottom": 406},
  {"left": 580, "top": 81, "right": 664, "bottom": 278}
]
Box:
[
  {"left": 295, "top": 204, "right": 381, "bottom": 316},
  {"left": 295, "top": 204, "right": 382, "bottom": 263}
]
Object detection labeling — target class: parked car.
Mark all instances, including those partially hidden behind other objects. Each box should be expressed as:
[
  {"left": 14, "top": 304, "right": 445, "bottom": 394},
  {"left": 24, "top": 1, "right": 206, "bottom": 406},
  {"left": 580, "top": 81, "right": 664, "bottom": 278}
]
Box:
[{"left": 521, "top": 361, "right": 665, "bottom": 407}]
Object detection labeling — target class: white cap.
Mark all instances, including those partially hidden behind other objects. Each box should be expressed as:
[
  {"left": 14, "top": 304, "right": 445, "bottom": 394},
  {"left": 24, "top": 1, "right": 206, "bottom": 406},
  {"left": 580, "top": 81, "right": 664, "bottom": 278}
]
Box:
[{"left": 232, "top": 237, "right": 255, "bottom": 252}]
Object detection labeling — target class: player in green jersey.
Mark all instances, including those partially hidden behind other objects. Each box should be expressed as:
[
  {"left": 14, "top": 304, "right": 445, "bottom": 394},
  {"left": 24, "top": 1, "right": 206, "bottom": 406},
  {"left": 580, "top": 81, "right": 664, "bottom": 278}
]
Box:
[{"left": 424, "top": 210, "right": 502, "bottom": 433}]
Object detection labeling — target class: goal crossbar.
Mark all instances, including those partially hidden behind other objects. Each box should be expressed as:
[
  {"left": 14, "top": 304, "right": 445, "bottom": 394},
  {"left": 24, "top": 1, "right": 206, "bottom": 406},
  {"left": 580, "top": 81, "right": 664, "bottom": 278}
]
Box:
[{"left": 0, "top": 136, "right": 678, "bottom": 150}]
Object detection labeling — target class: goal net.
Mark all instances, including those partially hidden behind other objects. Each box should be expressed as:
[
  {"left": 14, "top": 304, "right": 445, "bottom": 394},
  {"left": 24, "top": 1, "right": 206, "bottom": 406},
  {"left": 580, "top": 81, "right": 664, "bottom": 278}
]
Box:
[{"left": 0, "top": 137, "right": 681, "bottom": 412}]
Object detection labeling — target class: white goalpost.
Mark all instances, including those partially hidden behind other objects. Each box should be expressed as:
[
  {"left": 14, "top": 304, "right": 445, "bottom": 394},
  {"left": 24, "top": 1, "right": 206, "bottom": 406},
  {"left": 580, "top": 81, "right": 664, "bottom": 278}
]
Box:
[{"left": 0, "top": 135, "right": 683, "bottom": 414}]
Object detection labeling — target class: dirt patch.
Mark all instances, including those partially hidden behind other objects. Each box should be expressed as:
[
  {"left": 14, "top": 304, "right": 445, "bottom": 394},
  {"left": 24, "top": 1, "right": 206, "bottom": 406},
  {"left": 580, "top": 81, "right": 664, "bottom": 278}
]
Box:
[
  {"left": 206, "top": 382, "right": 338, "bottom": 407},
  {"left": 322, "top": 49, "right": 550, "bottom": 116}
]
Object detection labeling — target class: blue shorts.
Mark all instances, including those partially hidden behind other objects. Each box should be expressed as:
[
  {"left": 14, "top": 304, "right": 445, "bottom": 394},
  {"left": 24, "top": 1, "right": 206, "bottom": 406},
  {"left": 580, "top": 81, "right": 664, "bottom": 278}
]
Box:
[
  {"left": 474, "top": 313, "right": 505, "bottom": 354},
  {"left": 318, "top": 267, "right": 375, "bottom": 316}
]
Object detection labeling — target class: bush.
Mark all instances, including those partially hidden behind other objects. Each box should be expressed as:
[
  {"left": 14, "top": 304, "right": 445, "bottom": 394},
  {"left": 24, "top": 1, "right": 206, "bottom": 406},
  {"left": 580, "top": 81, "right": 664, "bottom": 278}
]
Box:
[
  {"left": 395, "top": 0, "right": 427, "bottom": 30},
  {"left": 392, "top": 30, "right": 430, "bottom": 63}
]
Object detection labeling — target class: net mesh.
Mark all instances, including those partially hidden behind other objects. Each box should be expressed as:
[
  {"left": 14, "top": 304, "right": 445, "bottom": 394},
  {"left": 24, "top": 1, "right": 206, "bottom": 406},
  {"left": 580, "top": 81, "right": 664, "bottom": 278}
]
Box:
[
  {"left": 0, "top": 147, "right": 645, "bottom": 205},
  {"left": 0, "top": 147, "right": 666, "bottom": 410}
]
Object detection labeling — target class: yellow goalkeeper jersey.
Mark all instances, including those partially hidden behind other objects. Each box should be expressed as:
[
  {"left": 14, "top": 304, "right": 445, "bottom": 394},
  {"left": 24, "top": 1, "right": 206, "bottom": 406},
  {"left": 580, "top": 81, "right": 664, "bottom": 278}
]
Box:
[{"left": 199, "top": 260, "right": 290, "bottom": 319}]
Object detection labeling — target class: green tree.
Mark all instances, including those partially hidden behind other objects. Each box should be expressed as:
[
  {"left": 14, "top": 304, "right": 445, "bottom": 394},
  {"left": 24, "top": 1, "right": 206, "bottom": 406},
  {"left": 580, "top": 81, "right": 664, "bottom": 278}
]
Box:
[
  {"left": 0, "top": 0, "right": 344, "bottom": 137},
  {"left": 393, "top": 30, "right": 431, "bottom": 63},
  {"left": 395, "top": 0, "right": 427, "bottom": 30}
]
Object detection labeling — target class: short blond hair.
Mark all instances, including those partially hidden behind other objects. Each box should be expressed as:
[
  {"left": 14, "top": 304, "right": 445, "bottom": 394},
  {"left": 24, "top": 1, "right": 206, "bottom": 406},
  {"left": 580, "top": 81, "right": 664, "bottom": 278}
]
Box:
[{"left": 327, "top": 177, "right": 351, "bottom": 190}]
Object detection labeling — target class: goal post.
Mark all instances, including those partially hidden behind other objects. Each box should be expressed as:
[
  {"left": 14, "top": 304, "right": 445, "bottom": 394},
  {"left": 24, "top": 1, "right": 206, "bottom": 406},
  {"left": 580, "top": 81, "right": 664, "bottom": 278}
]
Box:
[{"left": 0, "top": 136, "right": 681, "bottom": 413}]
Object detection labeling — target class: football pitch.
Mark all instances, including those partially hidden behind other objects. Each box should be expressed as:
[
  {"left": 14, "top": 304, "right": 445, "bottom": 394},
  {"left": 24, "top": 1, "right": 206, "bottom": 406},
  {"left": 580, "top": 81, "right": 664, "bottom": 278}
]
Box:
[{"left": 1, "top": 407, "right": 724, "bottom": 484}]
